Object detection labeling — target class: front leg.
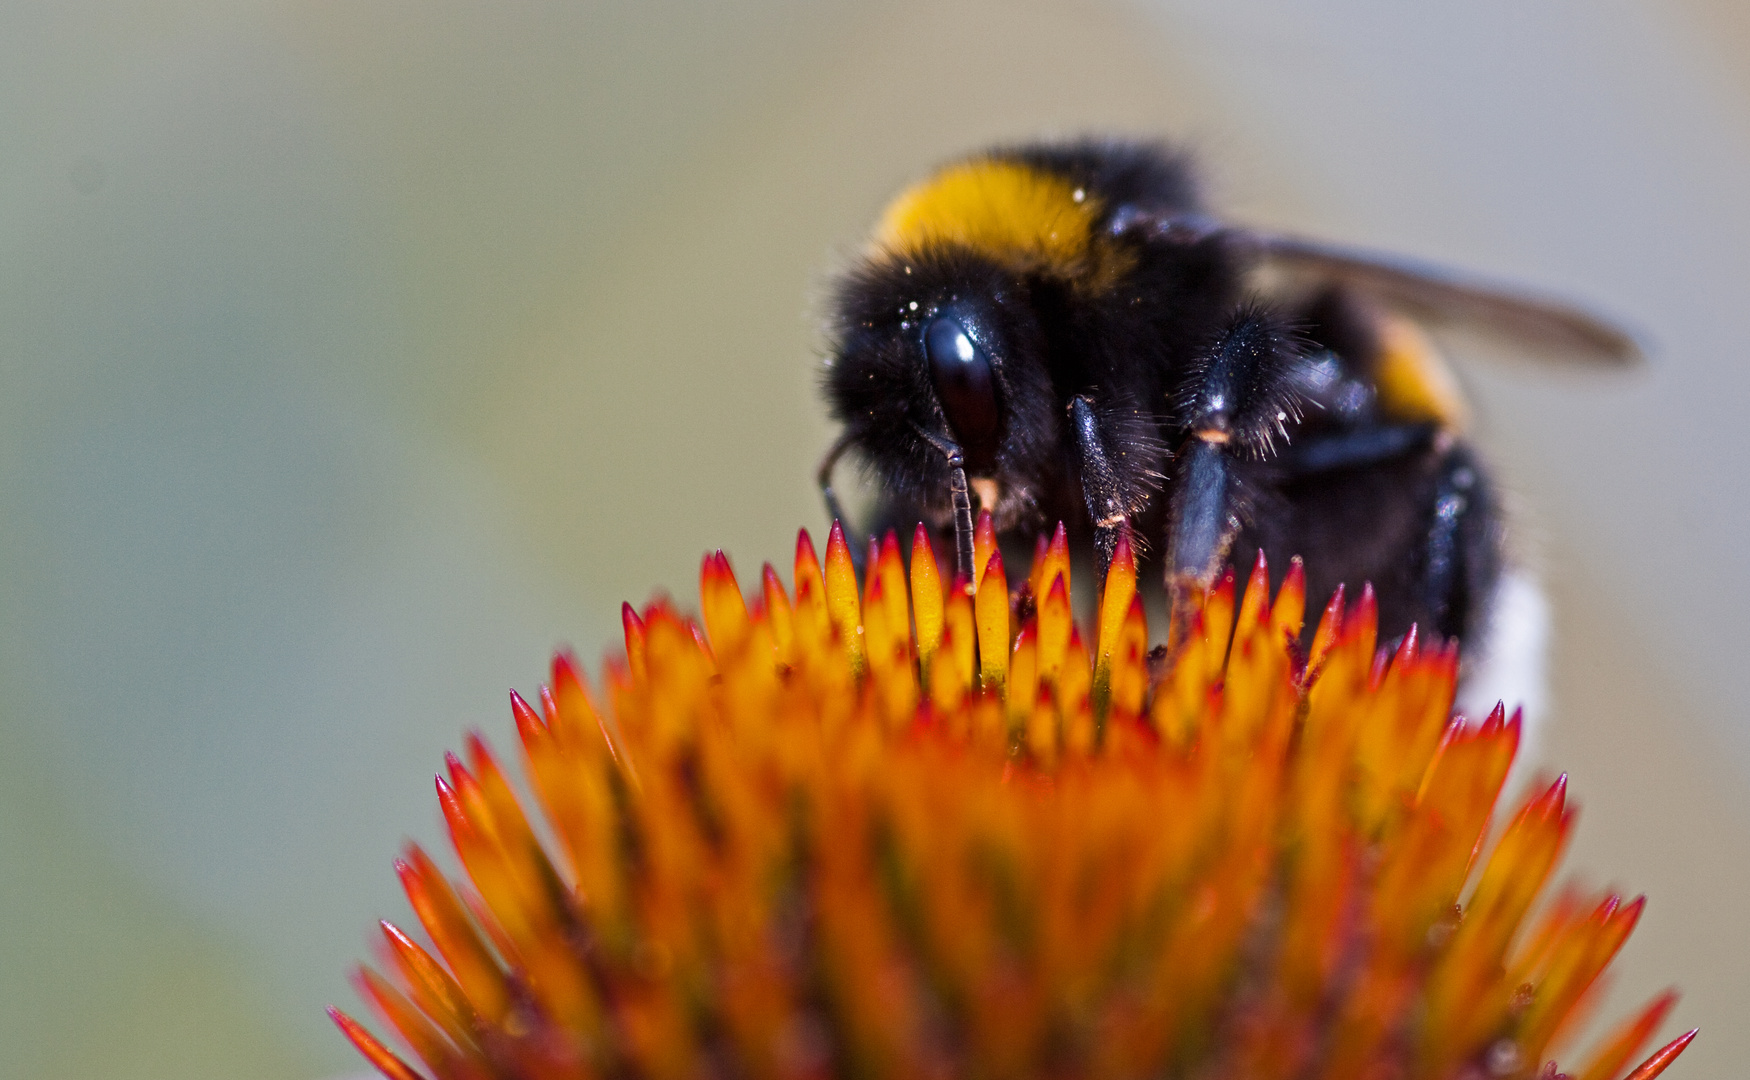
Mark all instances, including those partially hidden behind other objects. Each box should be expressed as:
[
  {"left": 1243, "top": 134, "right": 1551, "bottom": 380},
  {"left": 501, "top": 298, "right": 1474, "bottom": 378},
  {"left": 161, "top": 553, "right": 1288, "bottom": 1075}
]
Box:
[
  {"left": 1068, "top": 395, "right": 1169, "bottom": 580},
  {"left": 1165, "top": 307, "right": 1308, "bottom": 613}
]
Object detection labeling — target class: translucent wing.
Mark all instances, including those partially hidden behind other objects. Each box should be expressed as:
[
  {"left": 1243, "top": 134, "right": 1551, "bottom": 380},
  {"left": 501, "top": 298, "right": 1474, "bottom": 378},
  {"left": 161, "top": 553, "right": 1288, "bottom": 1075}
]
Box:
[
  {"left": 1250, "top": 232, "right": 1644, "bottom": 365},
  {"left": 1111, "top": 210, "right": 1643, "bottom": 364}
]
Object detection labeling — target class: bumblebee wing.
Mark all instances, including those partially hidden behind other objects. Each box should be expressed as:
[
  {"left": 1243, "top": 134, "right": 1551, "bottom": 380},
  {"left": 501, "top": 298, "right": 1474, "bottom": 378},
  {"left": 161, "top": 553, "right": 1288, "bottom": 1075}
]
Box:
[{"left": 1249, "top": 232, "right": 1643, "bottom": 365}]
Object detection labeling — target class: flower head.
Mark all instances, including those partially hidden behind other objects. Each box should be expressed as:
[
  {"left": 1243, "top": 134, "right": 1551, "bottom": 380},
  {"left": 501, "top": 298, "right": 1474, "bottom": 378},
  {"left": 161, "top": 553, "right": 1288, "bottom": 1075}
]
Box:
[{"left": 332, "top": 517, "right": 1692, "bottom": 1080}]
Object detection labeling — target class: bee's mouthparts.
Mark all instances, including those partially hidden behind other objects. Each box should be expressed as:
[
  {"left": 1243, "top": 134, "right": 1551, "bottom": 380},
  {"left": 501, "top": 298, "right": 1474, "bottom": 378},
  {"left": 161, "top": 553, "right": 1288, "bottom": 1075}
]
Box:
[{"left": 970, "top": 477, "right": 1001, "bottom": 517}]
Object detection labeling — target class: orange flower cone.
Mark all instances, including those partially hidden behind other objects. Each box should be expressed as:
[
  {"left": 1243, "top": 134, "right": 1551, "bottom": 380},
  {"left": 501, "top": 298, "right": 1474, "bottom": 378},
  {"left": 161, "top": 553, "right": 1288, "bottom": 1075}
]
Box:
[{"left": 332, "top": 516, "right": 1692, "bottom": 1080}]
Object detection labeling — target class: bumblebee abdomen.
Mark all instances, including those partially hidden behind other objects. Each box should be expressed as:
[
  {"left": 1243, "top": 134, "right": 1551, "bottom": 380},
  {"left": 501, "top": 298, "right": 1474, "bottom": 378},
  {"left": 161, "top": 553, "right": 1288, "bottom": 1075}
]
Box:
[{"left": 1372, "top": 312, "right": 1471, "bottom": 430}]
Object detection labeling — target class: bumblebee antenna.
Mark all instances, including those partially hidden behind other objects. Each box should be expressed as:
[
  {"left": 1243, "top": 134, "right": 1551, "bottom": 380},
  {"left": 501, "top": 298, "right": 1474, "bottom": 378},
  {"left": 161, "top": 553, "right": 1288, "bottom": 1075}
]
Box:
[
  {"left": 912, "top": 425, "right": 977, "bottom": 588},
  {"left": 945, "top": 453, "right": 975, "bottom": 588}
]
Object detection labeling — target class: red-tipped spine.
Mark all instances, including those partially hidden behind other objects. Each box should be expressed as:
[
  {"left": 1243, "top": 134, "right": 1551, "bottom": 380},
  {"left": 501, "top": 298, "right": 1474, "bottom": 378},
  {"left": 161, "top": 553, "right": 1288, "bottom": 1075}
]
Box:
[
  {"left": 1574, "top": 989, "right": 1681, "bottom": 1080},
  {"left": 354, "top": 965, "right": 458, "bottom": 1074},
  {"left": 972, "top": 509, "right": 997, "bottom": 587},
  {"left": 328, "top": 1006, "right": 429, "bottom": 1080},
  {"left": 622, "top": 603, "right": 647, "bottom": 682},
  {"left": 509, "top": 689, "right": 545, "bottom": 747},
  {"left": 975, "top": 549, "right": 1010, "bottom": 693},
  {"left": 793, "top": 527, "right": 830, "bottom": 645},
  {"left": 761, "top": 562, "right": 796, "bottom": 664},
  {"left": 699, "top": 550, "right": 750, "bottom": 652},
  {"left": 824, "top": 520, "right": 865, "bottom": 672},
  {"left": 1232, "top": 548, "right": 1272, "bottom": 649},
  {"left": 1039, "top": 573, "right": 1070, "bottom": 673},
  {"left": 1307, "top": 583, "right": 1345, "bottom": 675},
  {"left": 912, "top": 524, "right": 944, "bottom": 681},
  {"left": 380, "top": 919, "right": 478, "bottom": 1045},
  {"left": 395, "top": 846, "right": 509, "bottom": 1021},
  {"left": 1622, "top": 1029, "right": 1698, "bottom": 1080},
  {"left": 1272, "top": 556, "right": 1307, "bottom": 645}
]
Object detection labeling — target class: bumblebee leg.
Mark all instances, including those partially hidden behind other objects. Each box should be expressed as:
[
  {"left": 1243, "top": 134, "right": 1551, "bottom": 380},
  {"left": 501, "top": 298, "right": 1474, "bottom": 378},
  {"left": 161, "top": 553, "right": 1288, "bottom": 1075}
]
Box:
[
  {"left": 1165, "top": 310, "right": 1303, "bottom": 591},
  {"left": 1166, "top": 436, "right": 1237, "bottom": 589},
  {"left": 1161, "top": 433, "right": 1245, "bottom": 649},
  {"left": 1068, "top": 396, "right": 1131, "bottom": 578},
  {"left": 1420, "top": 445, "right": 1495, "bottom": 642},
  {"left": 816, "top": 433, "right": 857, "bottom": 534},
  {"left": 817, "top": 433, "right": 875, "bottom": 573},
  {"left": 1274, "top": 423, "right": 1438, "bottom": 476},
  {"left": 1164, "top": 307, "right": 1315, "bottom": 641}
]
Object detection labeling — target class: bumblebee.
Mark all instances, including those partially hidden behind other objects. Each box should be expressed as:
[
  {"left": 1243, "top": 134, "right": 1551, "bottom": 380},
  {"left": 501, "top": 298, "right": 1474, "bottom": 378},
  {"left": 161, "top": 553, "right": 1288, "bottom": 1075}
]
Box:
[{"left": 817, "top": 139, "right": 1635, "bottom": 668}]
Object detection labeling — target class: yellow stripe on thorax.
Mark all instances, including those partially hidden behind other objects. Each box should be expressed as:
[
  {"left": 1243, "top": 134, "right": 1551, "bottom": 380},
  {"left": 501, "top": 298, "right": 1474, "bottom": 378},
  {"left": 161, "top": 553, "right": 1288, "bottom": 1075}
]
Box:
[
  {"left": 1373, "top": 312, "right": 1470, "bottom": 430},
  {"left": 872, "top": 160, "right": 1098, "bottom": 271}
]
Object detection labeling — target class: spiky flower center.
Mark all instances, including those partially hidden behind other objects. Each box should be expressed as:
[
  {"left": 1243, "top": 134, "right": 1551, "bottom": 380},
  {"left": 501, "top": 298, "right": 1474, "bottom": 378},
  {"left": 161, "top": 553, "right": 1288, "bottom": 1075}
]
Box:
[{"left": 333, "top": 519, "right": 1691, "bottom": 1080}]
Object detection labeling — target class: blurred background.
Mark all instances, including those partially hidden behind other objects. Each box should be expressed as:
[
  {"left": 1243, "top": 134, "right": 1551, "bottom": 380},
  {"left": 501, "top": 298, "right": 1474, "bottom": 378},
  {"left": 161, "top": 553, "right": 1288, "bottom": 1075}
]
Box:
[{"left": 2, "top": 1, "right": 1747, "bottom": 1076}]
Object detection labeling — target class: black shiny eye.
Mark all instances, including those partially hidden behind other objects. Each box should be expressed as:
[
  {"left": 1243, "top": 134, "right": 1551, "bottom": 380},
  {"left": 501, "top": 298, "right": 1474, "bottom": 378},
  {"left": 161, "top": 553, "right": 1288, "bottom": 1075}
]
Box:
[{"left": 924, "top": 315, "right": 1000, "bottom": 447}]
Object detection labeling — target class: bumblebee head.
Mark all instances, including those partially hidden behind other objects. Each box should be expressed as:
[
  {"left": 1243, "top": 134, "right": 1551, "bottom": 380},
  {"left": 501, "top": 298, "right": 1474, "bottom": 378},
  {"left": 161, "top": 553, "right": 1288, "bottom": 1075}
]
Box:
[
  {"left": 822, "top": 152, "right": 1153, "bottom": 534},
  {"left": 824, "top": 246, "right": 1060, "bottom": 529}
]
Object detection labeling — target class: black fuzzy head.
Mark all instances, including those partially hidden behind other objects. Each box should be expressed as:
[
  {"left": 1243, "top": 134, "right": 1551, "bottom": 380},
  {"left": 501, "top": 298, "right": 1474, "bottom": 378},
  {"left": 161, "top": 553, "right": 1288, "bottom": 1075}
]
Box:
[
  {"left": 824, "top": 246, "right": 1060, "bottom": 527},
  {"left": 821, "top": 140, "right": 1220, "bottom": 536}
]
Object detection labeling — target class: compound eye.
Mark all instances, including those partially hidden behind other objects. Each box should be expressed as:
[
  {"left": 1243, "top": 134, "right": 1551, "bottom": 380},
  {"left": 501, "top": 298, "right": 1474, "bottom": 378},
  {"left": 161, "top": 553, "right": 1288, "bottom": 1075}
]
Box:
[{"left": 924, "top": 316, "right": 1000, "bottom": 446}]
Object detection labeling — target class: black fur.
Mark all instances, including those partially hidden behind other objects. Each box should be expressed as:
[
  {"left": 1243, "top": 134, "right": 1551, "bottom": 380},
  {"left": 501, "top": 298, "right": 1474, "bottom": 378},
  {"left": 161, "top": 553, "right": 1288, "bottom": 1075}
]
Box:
[
  {"left": 822, "top": 139, "right": 1503, "bottom": 650},
  {"left": 1178, "top": 305, "right": 1310, "bottom": 456}
]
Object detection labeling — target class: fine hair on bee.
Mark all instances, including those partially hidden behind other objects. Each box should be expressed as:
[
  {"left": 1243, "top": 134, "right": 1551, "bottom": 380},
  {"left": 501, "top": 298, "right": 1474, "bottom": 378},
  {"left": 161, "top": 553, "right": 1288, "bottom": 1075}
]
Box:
[{"left": 817, "top": 137, "right": 1636, "bottom": 721}]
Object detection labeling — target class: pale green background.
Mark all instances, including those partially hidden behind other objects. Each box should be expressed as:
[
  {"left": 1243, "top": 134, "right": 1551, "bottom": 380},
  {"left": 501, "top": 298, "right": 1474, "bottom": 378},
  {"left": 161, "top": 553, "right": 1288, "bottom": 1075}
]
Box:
[{"left": 2, "top": 2, "right": 1747, "bottom": 1077}]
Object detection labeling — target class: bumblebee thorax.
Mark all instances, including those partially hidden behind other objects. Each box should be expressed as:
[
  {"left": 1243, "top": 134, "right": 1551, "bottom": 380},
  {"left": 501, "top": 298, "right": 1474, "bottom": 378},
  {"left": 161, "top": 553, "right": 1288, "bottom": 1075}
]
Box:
[{"left": 871, "top": 159, "right": 1130, "bottom": 290}]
